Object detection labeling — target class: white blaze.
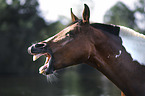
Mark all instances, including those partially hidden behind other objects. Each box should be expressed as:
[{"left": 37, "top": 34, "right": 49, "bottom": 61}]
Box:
[{"left": 119, "top": 26, "right": 145, "bottom": 65}]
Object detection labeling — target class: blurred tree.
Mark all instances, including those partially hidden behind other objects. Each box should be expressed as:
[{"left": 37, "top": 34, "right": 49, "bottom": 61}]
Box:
[
  {"left": 104, "top": 2, "right": 136, "bottom": 29},
  {"left": 135, "top": 0, "right": 145, "bottom": 15},
  {"left": 0, "top": 0, "right": 64, "bottom": 75},
  {"left": 134, "top": 0, "right": 145, "bottom": 33},
  {"left": 104, "top": 1, "right": 145, "bottom": 34}
]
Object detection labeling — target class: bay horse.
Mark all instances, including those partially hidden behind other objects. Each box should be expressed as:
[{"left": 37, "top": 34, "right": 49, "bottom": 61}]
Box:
[{"left": 28, "top": 4, "right": 145, "bottom": 96}]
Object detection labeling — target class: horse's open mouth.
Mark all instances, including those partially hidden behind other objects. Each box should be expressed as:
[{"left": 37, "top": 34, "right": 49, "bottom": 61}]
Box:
[
  {"left": 33, "top": 53, "right": 53, "bottom": 75},
  {"left": 27, "top": 43, "right": 55, "bottom": 75}
]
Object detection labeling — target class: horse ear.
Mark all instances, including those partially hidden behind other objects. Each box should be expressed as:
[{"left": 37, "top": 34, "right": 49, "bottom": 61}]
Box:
[
  {"left": 71, "top": 8, "right": 79, "bottom": 22},
  {"left": 82, "top": 4, "right": 90, "bottom": 24}
]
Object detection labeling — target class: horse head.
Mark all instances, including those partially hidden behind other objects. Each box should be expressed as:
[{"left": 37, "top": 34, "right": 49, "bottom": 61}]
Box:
[{"left": 28, "top": 4, "right": 96, "bottom": 75}]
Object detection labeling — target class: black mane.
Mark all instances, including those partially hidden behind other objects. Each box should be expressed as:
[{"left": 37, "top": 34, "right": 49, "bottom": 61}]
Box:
[
  {"left": 69, "top": 20, "right": 120, "bottom": 36},
  {"left": 91, "top": 23, "right": 120, "bottom": 36}
]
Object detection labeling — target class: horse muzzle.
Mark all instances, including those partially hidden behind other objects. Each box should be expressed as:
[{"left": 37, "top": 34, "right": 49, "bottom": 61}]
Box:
[{"left": 28, "top": 43, "right": 54, "bottom": 75}]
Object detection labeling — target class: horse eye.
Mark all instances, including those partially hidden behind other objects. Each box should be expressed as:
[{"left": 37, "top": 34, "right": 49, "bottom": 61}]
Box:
[
  {"left": 66, "top": 31, "right": 74, "bottom": 37},
  {"left": 66, "top": 33, "right": 70, "bottom": 37}
]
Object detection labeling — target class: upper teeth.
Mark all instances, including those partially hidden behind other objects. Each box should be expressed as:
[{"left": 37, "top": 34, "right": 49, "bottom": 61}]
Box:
[{"left": 33, "top": 54, "right": 43, "bottom": 61}]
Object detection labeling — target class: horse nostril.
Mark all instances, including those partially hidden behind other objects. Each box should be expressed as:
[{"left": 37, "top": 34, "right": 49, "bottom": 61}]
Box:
[{"left": 35, "top": 43, "right": 46, "bottom": 48}]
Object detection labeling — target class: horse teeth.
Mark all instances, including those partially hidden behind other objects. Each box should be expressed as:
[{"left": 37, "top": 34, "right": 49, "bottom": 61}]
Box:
[
  {"left": 39, "top": 65, "right": 46, "bottom": 74},
  {"left": 33, "top": 54, "right": 43, "bottom": 61},
  {"left": 39, "top": 57, "right": 50, "bottom": 74}
]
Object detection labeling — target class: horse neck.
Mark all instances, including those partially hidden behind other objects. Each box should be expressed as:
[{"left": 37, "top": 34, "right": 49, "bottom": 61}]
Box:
[{"left": 87, "top": 30, "right": 145, "bottom": 96}]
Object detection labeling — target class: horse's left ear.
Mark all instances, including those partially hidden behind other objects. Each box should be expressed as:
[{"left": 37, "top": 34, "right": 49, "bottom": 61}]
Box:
[{"left": 82, "top": 4, "right": 90, "bottom": 24}]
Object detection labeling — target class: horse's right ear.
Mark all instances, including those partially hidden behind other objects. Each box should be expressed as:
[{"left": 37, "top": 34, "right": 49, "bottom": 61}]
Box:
[{"left": 71, "top": 8, "right": 79, "bottom": 22}]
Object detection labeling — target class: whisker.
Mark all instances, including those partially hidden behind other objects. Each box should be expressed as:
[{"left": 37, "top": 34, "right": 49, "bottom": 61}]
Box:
[{"left": 46, "top": 72, "right": 59, "bottom": 84}]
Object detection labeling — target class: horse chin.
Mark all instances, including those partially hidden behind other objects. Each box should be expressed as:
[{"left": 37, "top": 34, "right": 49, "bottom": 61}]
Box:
[{"left": 32, "top": 53, "right": 54, "bottom": 75}]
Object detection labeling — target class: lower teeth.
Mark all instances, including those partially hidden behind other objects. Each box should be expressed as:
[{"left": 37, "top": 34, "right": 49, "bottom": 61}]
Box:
[
  {"left": 39, "top": 65, "right": 47, "bottom": 74},
  {"left": 39, "top": 57, "right": 50, "bottom": 74}
]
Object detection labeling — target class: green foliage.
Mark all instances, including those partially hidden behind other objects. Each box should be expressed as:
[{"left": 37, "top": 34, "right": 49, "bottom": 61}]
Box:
[
  {"left": 104, "top": 1, "right": 145, "bottom": 33},
  {"left": 135, "top": 0, "right": 145, "bottom": 13},
  {"left": 41, "top": 21, "right": 65, "bottom": 39},
  {"left": 0, "top": 0, "right": 64, "bottom": 75},
  {"left": 134, "top": 0, "right": 145, "bottom": 33},
  {"left": 104, "top": 2, "right": 136, "bottom": 29}
]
